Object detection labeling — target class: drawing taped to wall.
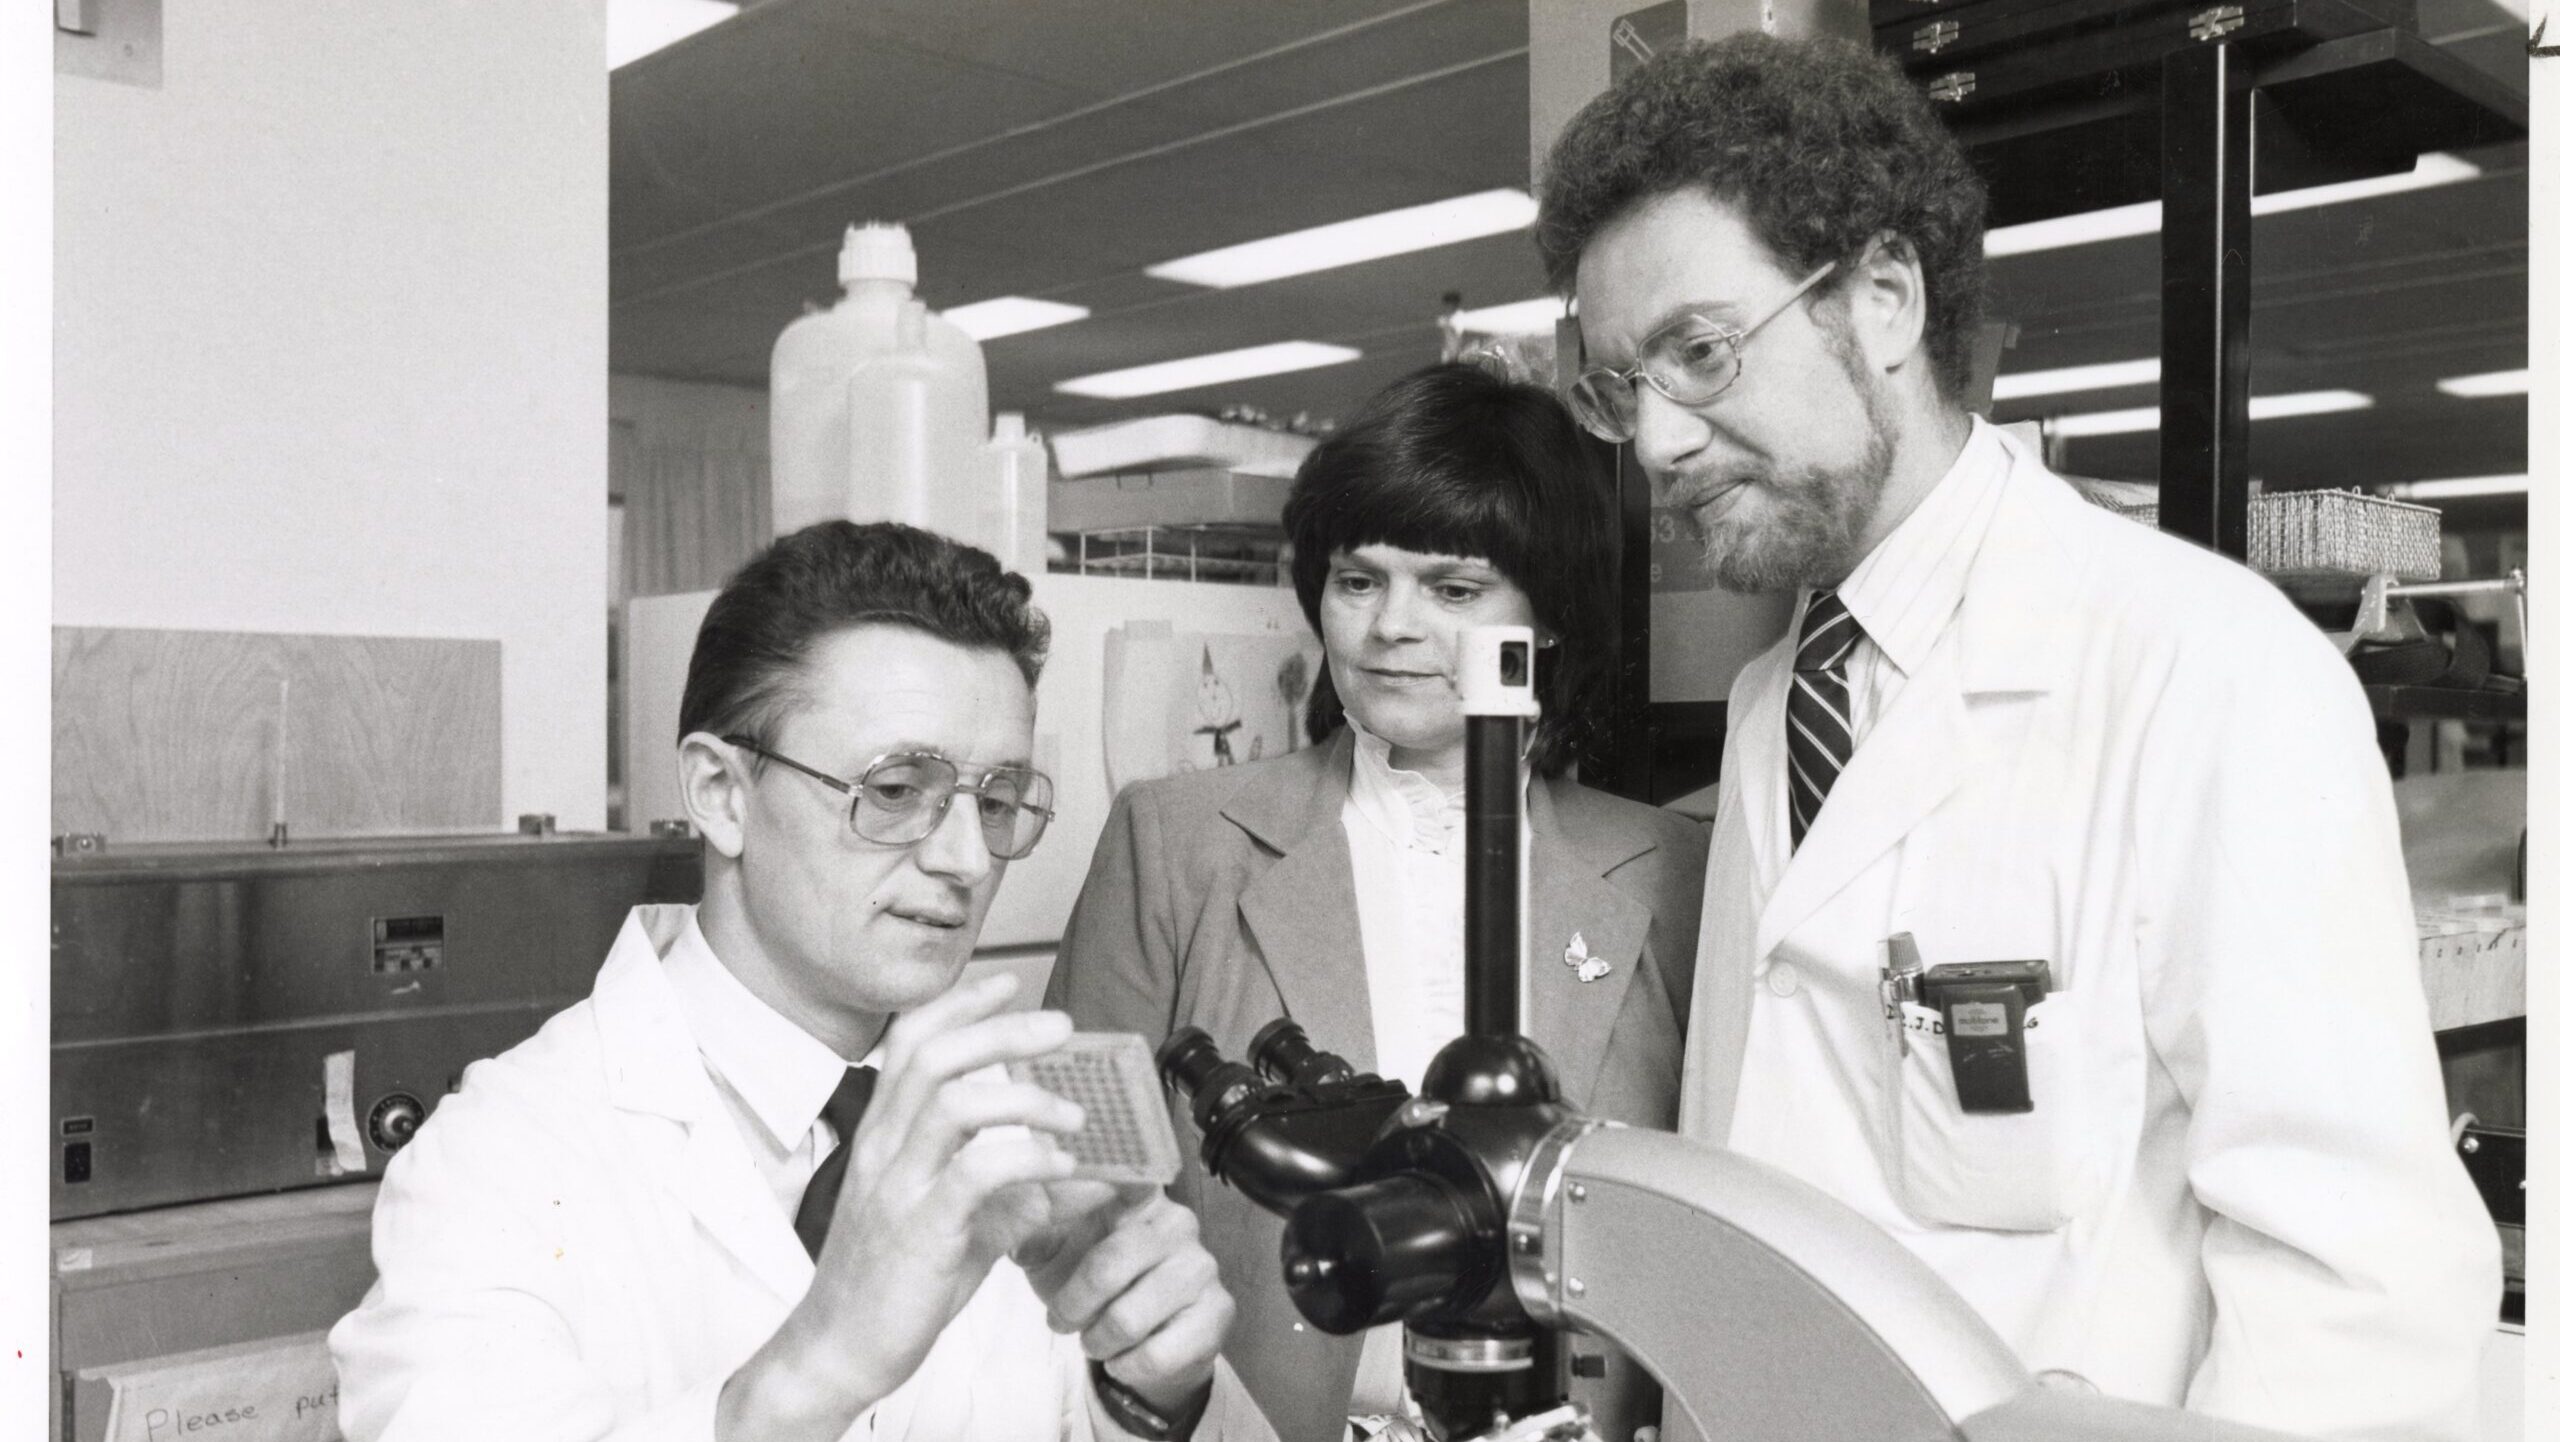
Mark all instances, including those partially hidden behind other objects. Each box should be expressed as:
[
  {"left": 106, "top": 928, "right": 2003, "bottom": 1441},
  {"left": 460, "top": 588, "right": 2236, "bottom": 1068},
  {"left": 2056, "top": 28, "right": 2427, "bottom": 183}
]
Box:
[{"left": 1101, "top": 624, "right": 1323, "bottom": 797}]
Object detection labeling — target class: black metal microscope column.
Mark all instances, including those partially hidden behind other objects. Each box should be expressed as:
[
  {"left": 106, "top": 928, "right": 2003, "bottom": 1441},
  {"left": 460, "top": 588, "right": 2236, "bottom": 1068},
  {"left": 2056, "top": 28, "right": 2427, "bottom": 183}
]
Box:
[
  {"left": 1462, "top": 632, "right": 1530, "bottom": 1039},
  {"left": 1392, "top": 625, "right": 1576, "bottom": 1439},
  {"left": 1156, "top": 625, "right": 1589, "bottom": 1440}
]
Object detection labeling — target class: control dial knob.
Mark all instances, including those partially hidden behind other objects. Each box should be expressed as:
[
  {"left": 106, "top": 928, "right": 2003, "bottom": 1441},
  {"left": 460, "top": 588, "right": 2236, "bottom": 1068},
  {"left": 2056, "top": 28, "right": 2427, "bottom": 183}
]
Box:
[{"left": 368, "top": 1093, "right": 427, "bottom": 1153}]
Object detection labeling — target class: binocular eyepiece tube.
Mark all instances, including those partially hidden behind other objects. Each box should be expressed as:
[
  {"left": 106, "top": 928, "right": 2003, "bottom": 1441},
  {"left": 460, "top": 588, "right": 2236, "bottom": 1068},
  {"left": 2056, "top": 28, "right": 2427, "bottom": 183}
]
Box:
[{"left": 1249, "top": 1017, "right": 1356, "bottom": 1088}]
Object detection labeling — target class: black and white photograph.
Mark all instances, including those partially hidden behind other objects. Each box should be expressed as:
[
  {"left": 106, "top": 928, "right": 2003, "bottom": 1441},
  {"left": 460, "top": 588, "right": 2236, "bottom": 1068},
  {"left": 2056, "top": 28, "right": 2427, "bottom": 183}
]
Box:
[{"left": 8, "top": 2, "right": 2550, "bottom": 1439}]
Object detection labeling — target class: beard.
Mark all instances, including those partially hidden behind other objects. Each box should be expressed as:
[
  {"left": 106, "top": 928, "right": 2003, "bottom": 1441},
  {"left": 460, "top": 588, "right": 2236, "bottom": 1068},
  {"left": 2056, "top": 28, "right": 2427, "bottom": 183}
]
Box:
[{"left": 1691, "top": 326, "right": 1900, "bottom": 594}]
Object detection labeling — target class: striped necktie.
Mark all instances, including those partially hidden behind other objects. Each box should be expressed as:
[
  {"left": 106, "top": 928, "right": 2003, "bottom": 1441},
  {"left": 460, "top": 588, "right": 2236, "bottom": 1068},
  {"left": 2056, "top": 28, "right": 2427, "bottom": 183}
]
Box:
[
  {"left": 792, "top": 1064, "right": 878, "bottom": 1259},
  {"left": 1787, "top": 589, "right": 1864, "bottom": 852}
]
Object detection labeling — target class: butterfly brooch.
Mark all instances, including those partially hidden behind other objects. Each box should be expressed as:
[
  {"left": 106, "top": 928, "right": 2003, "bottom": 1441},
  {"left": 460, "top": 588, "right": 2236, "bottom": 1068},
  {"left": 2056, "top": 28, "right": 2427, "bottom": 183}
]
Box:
[{"left": 1563, "top": 932, "right": 1613, "bottom": 984}]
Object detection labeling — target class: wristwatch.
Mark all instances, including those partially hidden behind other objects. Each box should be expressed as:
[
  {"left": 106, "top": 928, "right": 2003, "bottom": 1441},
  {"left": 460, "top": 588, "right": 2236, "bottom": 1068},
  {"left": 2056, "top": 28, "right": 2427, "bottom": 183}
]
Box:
[{"left": 1087, "top": 1360, "right": 1211, "bottom": 1442}]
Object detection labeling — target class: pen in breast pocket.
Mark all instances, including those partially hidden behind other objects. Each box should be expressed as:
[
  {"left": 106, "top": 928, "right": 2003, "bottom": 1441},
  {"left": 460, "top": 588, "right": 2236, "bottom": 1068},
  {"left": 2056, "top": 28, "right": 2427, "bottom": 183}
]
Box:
[{"left": 1880, "top": 932, "right": 1925, "bottom": 1055}]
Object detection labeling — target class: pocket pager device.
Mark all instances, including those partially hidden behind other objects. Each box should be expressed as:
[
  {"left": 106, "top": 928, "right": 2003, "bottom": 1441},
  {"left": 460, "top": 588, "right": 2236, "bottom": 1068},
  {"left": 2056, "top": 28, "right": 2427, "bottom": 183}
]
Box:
[
  {"left": 1008, "top": 1032, "right": 1184, "bottom": 1186},
  {"left": 1914, "top": 960, "right": 2051, "bottom": 1115}
]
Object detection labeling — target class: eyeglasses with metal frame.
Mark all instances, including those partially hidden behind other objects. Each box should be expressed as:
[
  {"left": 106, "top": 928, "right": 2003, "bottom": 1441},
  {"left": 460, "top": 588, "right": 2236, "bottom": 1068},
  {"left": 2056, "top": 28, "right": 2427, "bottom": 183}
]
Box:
[
  {"left": 1565, "top": 258, "right": 1840, "bottom": 444},
  {"left": 723, "top": 737, "right": 1057, "bottom": 860}
]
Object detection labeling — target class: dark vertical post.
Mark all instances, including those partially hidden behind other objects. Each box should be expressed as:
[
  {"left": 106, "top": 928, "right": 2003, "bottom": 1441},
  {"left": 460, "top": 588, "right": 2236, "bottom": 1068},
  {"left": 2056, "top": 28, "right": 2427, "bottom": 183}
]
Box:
[
  {"left": 2157, "top": 42, "right": 2254, "bottom": 558},
  {"left": 1612, "top": 445, "right": 1656, "bottom": 801},
  {"left": 1464, "top": 713, "right": 1526, "bottom": 1037}
]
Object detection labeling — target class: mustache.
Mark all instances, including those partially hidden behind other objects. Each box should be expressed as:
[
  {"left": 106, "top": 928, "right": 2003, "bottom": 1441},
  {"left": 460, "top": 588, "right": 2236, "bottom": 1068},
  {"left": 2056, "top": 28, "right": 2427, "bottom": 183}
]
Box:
[{"left": 1658, "top": 474, "right": 1753, "bottom": 512}]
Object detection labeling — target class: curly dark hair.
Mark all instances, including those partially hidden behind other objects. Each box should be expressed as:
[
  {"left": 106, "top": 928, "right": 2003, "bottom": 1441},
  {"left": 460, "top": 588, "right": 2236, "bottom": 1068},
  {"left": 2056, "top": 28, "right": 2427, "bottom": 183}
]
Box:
[
  {"left": 1282, "top": 362, "right": 1621, "bottom": 776},
  {"left": 678, "top": 520, "right": 1050, "bottom": 756},
  {"left": 1535, "top": 33, "right": 1989, "bottom": 401}
]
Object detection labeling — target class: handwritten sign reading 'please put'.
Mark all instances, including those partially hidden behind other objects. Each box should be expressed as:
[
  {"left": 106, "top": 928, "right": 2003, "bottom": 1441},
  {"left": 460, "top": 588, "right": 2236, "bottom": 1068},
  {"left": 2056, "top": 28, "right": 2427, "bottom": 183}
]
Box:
[{"left": 95, "top": 1331, "right": 342, "bottom": 1442}]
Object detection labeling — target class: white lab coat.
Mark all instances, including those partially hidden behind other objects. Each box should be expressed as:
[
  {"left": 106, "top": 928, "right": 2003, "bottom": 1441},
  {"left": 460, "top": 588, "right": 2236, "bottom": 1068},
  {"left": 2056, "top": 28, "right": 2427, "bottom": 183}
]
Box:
[
  {"left": 331, "top": 905, "right": 1275, "bottom": 1442},
  {"left": 1678, "top": 428, "right": 2501, "bottom": 1440}
]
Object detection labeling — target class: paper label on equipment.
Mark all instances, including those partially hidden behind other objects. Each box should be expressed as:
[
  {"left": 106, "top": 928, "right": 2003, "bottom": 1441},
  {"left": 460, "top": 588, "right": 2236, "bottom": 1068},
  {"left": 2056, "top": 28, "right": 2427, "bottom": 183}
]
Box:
[
  {"left": 323, "top": 1050, "right": 368, "bottom": 1174},
  {"left": 98, "top": 1331, "right": 341, "bottom": 1442},
  {"left": 1950, "top": 1001, "right": 2009, "bottom": 1037}
]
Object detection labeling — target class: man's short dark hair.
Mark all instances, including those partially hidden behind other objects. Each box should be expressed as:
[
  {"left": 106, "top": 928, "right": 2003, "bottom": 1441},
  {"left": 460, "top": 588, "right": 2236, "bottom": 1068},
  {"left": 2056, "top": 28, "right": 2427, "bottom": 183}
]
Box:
[
  {"left": 1535, "top": 33, "right": 1990, "bottom": 402},
  {"left": 678, "top": 520, "right": 1050, "bottom": 753},
  {"left": 1282, "top": 362, "right": 1621, "bottom": 776}
]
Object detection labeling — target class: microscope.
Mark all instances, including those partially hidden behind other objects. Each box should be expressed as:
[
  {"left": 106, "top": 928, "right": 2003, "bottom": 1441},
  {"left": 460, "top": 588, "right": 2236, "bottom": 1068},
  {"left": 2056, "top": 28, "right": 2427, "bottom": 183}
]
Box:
[{"left": 1156, "top": 627, "right": 2303, "bottom": 1442}]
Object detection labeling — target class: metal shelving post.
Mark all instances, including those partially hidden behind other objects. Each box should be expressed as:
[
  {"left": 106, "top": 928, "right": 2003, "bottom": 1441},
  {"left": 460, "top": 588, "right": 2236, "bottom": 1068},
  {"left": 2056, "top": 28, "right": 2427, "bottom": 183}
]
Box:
[{"left": 2157, "top": 41, "right": 2258, "bottom": 558}]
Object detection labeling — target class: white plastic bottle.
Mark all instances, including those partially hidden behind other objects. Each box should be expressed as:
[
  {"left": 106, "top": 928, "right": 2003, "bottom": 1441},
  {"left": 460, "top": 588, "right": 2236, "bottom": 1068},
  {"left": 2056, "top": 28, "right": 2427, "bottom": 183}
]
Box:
[
  {"left": 768, "top": 223, "right": 989, "bottom": 538},
  {"left": 979, "top": 412, "right": 1052, "bottom": 574}
]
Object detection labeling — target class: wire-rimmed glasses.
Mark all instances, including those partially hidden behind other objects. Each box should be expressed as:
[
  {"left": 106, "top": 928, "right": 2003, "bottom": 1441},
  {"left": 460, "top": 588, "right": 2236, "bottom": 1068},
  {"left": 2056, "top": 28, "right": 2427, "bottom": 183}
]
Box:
[
  {"left": 725, "top": 738, "right": 1057, "bottom": 860},
  {"left": 1565, "top": 259, "right": 1839, "bottom": 443}
]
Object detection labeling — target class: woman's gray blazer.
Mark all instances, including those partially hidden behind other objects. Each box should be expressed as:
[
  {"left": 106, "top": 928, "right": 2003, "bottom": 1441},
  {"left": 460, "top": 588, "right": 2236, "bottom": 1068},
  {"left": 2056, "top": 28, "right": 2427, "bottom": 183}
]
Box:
[{"left": 1048, "top": 729, "right": 1707, "bottom": 1441}]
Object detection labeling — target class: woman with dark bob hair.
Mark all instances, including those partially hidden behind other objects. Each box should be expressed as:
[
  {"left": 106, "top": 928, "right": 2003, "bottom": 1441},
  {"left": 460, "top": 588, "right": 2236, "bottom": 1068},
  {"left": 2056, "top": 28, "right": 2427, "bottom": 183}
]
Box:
[{"left": 1049, "top": 362, "right": 1705, "bottom": 1441}]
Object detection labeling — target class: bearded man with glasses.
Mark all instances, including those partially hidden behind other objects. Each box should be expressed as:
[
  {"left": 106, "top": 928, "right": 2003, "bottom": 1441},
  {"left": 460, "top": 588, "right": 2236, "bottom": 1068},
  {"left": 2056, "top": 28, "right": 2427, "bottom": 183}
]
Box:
[
  {"left": 334, "top": 520, "right": 1274, "bottom": 1442},
  {"left": 1540, "top": 33, "right": 2495, "bottom": 1442}
]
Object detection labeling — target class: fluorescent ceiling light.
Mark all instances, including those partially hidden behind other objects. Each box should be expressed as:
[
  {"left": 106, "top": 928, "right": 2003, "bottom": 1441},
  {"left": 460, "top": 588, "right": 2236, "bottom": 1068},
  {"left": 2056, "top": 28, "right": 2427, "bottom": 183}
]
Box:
[
  {"left": 2254, "top": 152, "right": 2481, "bottom": 214},
  {"left": 2047, "top": 390, "right": 2374, "bottom": 437},
  {"left": 1992, "top": 357, "right": 2161, "bottom": 401},
  {"left": 1055, "top": 341, "right": 1362, "bottom": 400},
  {"left": 942, "top": 296, "right": 1091, "bottom": 342},
  {"left": 607, "top": 0, "right": 737, "bottom": 68},
  {"left": 1986, "top": 153, "right": 2480, "bottom": 257},
  {"left": 2048, "top": 406, "right": 2163, "bottom": 438},
  {"left": 2248, "top": 389, "right": 2374, "bottom": 420},
  {"left": 1986, "top": 202, "right": 2161, "bottom": 258},
  {"left": 1147, "top": 189, "right": 1538, "bottom": 289},
  {"left": 2384, "top": 475, "right": 2528, "bottom": 500},
  {"left": 2436, "top": 369, "right": 2529, "bottom": 399},
  {"left": 1453, "top": 296, "right": 1568, "bottom": 336}
]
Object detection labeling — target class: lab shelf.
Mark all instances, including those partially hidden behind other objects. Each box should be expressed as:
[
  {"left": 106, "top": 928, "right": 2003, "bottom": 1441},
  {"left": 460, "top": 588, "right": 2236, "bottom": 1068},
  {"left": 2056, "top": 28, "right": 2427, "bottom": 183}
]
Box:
[
  {"left": 2363, "top": 684, "right": 2526, "bottom": 723},
  {"left": 1942, "top": 25, "right": 2526, "bottom": 228}
]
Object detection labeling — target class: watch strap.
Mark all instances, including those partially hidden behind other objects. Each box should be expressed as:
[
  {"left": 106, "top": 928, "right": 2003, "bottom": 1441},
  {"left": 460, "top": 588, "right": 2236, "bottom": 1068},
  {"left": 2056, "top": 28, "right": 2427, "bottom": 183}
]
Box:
[{"left": 1087, "top": 1359, "right": 1211, "bottom": 1442}]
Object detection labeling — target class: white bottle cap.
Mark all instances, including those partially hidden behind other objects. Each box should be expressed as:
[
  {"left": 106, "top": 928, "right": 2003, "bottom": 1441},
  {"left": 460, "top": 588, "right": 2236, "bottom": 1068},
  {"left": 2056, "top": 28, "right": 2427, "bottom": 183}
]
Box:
[
  {"left": 839, "top": 223, "right": 917, "bottom": 288},
  {"left": 992, "top": 412, "right": 1027, "bottom": 442}
]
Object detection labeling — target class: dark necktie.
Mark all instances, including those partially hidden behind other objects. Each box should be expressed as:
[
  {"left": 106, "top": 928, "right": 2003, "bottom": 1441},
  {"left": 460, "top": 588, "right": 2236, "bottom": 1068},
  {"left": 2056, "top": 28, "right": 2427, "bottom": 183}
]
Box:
[
  {"left": 792, "top": 1065, "right": 878, "bottom": 1259},
  {"left": 1787, "top": 589, "right": 1864, "bottom": 852}
]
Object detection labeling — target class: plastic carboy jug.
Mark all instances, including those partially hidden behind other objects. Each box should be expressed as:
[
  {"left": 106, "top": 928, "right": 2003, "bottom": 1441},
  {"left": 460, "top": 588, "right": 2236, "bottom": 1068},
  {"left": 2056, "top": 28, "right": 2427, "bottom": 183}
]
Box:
[
  {"left": 978, "top": 412, "right": 1051, "bottom": 575},
  {"left": 769, "top": 223, "right": 989, "bottom": 538}
]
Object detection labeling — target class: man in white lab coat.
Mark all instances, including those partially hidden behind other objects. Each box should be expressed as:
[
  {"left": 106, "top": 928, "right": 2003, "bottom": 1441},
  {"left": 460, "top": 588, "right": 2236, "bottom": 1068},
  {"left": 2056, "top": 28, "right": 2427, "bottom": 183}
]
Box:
[
  {"left": 1537, "top": 34, "right": 2500, "bottom": 1442},
  {"left": 332, "top": 520, "right": 1275, "bottom": 1442}
]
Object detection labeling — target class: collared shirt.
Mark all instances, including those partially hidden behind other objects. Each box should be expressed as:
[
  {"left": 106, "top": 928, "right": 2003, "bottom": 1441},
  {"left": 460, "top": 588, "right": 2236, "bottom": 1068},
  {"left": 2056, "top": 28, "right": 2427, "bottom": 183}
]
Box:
[
  {"left": 656, "top": 915, "right": 1159, "bottom": 1442},
  {"left": 1701, "top": 420, "right": 2499, "bottom": 1437},
  {"left": 335, "top": 901, "right": 1282, "bottom": 1442},
  {"left": 1341, "top": 717, "right": 1472, "bottom": 1095},
  {"left": 1816, "top": 416, "right": 2010, "bottom": 746},
  {"left": 1732, "top": 415, "right": 2022, "bottom": 1271},
  {"left": 1729, "top": 419, "right": 2049, "bottom": 1363},
  {"left": 1337, "top": 718, "right": 1472, "bottom": 1432},
  {"left": 660, "top": 912, "right": 861, "bottom": 1220}
]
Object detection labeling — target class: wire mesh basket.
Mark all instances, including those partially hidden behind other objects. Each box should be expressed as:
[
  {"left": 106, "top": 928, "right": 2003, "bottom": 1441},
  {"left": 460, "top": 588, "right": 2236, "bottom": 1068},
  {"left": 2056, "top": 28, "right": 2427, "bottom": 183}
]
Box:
[
  {"left": 2248, "top": 488, "right": 2442, "bottom": 581},
  {"left": 2097, "top": 489, "right": 2441, "bottom": 582},
  {"left": 1057, "top": 525, "right": 1292, "bottom": 586}
]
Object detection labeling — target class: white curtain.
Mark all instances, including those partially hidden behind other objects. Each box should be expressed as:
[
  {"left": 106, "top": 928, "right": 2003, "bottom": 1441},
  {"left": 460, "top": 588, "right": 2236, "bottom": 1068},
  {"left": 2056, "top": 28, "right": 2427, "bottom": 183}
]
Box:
[{"left": 610, "top": 375, "right": 772, "bottom": 597}]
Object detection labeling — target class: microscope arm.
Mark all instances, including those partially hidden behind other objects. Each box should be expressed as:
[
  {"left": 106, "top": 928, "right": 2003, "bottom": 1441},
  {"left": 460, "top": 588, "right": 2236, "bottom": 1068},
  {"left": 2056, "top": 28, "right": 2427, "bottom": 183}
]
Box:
[{"left": 1518, "top": 1125, "right": 2304, "bottom": 1442}]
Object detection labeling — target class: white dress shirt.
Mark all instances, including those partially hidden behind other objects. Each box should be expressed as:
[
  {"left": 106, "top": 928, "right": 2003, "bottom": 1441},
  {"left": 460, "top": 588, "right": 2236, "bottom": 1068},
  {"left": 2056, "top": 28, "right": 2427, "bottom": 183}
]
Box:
[
  {"left": 1727, "top": 419, "right": 2017, "bottom": 1280},
  {"left": 660, "top": 913, "right": 855, "bottom": 1220},
  {"left": 1342, "top": 718, "right": 1473, "bottom": 1094},
  {"left": 1815, "top": 415, "right": 2009, "bottom": 746},
  {"left": 1335, "top": 719, "right": 1473, "bottom": 1431},
  {"left": 660, "top": 914, "right": 1170, "bottom": 1442},
  {"left": 332, "top": 905, "right": 1278, "bottom": 1442}
]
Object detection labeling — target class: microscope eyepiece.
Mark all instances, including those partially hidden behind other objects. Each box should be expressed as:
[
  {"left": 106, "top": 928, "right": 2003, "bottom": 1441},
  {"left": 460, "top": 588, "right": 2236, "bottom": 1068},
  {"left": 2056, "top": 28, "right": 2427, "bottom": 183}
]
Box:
[
  {"left": 1156, "top": 1026, "right": 1268, "bottom": 1133},
  {"left": 1249, "top": 1017, "right": 1356, "bottom": 1087}
]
